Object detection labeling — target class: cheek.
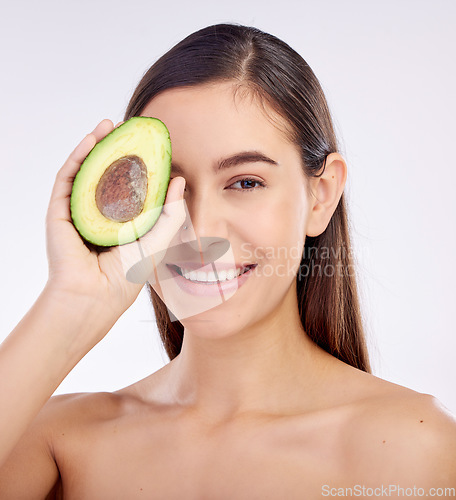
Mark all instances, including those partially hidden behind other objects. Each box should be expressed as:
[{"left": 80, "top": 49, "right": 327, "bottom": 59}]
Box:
[
  {"left": 271, "top": 184, "right": 308, "bottom": 247},
  {"left": 235, "top": 189, "right": 307, "bottom": 266}
]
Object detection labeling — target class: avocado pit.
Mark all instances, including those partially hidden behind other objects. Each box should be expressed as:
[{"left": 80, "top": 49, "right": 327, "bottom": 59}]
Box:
[{"left": 95, "top": 155, "right": 148, "bottom": 222}]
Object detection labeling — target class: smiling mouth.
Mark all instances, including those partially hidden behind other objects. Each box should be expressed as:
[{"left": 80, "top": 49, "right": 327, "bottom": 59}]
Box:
[{"left": 169, "top": 264, "right": 257, "bottom": 284}]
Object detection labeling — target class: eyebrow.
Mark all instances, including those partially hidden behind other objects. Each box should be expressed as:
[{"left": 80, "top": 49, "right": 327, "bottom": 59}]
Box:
[{"left": 171, "top": 151, "right": 279, "bottom": 175}]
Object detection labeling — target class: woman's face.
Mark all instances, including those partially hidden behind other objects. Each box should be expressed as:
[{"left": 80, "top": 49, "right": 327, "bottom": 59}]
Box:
[{"left": 140, "top": 81, "right": 312, "bottom": 337}]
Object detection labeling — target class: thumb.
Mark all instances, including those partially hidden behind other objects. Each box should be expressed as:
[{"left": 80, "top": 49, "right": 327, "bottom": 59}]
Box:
[
  {"left": 146, "top": 176, "right": 187, "bottom": 239},
  {"left": 116, "top": 177, "right": 187, "bottom": 284}
]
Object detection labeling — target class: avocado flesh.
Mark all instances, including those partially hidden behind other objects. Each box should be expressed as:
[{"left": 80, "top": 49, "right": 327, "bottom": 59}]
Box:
[{"left": 70, "top": 117, "right": 171, "bottom": 247}]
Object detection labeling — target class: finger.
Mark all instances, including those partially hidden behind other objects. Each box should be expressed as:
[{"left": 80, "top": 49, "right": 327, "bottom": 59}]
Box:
[
  {"left": 161, "top": 176, "right": 186, "bottom": 217},
  {"left": 132, "top": 177, "right": 187, "bottom": 253},
  {"left": 48, "top": 120, "right": 114, "bottom": 222},
  {"left": 54, "top": 119, "right": 113, "bottom": 193},
  {"left": 90, "top": 119, "right": 114, "bottom": 143},
  {"left": 135, "top": 177, "right": 187, "bottom": 259},
  {"left": 147, "top": 177, "right": 187, "bottom": 235},
  {"left": 116, "top": 178, "right": 187, "bottom": 284},
  {"left": 47, "top": 133, "right": 96, "bottom": 223}
]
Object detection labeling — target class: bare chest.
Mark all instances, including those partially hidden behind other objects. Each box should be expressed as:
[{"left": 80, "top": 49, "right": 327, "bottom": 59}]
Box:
[{"left": 55, "top": 415, "right": 347, "bottom": 499}]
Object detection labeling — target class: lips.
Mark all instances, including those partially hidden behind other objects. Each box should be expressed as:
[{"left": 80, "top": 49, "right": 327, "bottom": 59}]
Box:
[{"left": 165, "top": 262, "right": 257, "bottom": 297}]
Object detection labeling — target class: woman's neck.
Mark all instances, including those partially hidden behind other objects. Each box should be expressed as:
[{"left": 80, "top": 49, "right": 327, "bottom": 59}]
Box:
[{"left": 165, "top": 286, "right": 333, "bottom": 423}]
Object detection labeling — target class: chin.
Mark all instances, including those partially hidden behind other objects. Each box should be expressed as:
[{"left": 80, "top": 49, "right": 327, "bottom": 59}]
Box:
[{"left": 178, "top": 301, "right": 252, "bottom": 338}]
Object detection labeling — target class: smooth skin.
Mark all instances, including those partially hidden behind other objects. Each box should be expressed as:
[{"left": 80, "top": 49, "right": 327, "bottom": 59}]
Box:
[{"left": 0, "top": 82, "right": 455, "bottom": 499}]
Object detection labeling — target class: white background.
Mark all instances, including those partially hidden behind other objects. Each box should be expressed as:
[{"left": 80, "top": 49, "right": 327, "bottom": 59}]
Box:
[{"left": 1, "top": 0, "right": 455, "bottom": 413}]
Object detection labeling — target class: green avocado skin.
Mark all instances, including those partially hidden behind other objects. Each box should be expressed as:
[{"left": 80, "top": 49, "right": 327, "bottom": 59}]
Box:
[{"left": 70, "top": 117, "right": 172, "bottom": 247}]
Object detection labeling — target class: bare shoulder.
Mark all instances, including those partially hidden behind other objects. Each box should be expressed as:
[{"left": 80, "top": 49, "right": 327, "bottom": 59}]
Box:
[
  {"left": 342, "top": 372, "right": 456, "bottom": 487},
  {"left": 40, "top": 363, "right": 171, "bottom": 433},
  {"left": 40, "top": 387, "right": 144, "bottom": 433},
  {"left": 1, "top": 391, "right": 127, "bottom": 465},
  {"left": 0, "top": 391, "right": 133, "bottom": 497},
  {"left": 42, "top": 390, "right": 124, "bottom": 423}
]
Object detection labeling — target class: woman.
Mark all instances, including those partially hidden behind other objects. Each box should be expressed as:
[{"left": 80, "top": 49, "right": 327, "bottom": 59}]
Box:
[{"left": 0, "top": 23, "right": 455, "bottom": 498}]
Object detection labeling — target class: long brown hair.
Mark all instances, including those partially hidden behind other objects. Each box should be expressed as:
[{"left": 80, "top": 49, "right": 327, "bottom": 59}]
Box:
[{"left": 124, "top": 23, "right": 371, "bottom": 372}]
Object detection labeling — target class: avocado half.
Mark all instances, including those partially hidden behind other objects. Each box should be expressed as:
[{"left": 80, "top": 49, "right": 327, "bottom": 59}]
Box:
[{"left": 70, "top": 117, "right": 171, "bottom": 247}]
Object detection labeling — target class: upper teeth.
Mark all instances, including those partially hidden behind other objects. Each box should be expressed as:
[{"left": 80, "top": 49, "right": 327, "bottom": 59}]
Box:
[{"left": 178, "top": 266, "right": 249, "bottom": 282}]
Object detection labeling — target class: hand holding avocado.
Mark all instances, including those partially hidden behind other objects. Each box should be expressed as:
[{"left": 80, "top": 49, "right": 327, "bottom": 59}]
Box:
[
  {"left": 45, "top": 118, "right": 186, "bottom": 320},
  {"left": 70, "top": 117, "right": 172, "bottom": 247},
  {"left": 0, "top": 119, "right": 185, "bottom": 467}
]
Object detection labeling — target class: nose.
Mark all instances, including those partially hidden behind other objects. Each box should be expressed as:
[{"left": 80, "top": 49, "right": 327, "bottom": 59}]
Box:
[{"left": 180, "top": 189, "right": 231, "bottom": 263}]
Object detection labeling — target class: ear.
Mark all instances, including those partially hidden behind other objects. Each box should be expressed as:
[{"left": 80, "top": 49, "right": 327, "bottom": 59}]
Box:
[{"left": 306, "top": 153, "right": 347, "bottom": 237}]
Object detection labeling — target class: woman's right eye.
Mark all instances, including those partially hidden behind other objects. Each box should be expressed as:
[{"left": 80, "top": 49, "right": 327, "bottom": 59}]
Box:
[{"left": 228, "top": 177, "right": 267, "bottom": 192}]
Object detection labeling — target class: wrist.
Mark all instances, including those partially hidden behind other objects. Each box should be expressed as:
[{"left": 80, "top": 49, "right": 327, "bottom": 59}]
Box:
[{"left": 38, "top": 283, "right": 119, "bottom": 362}]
